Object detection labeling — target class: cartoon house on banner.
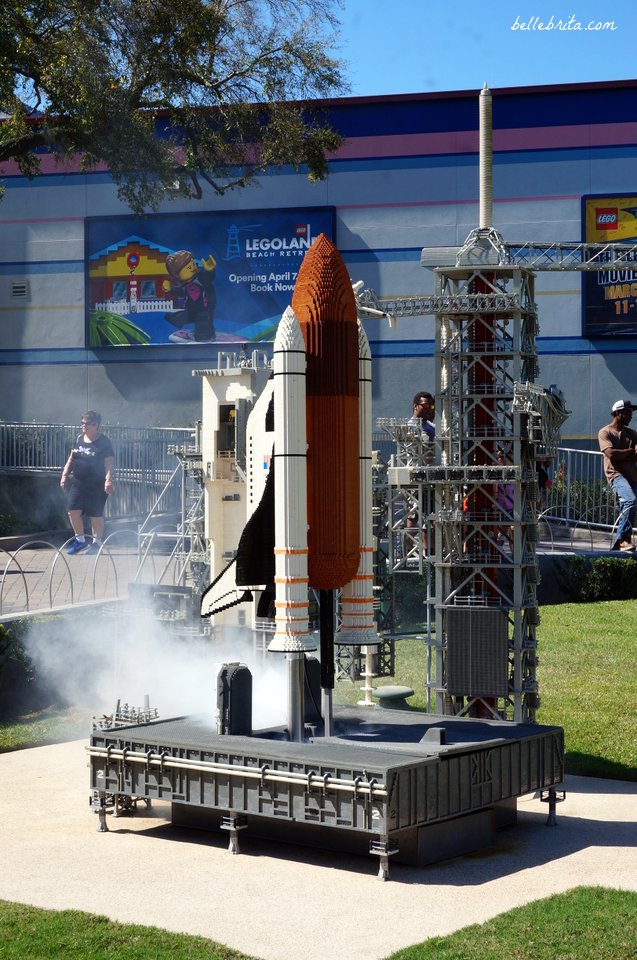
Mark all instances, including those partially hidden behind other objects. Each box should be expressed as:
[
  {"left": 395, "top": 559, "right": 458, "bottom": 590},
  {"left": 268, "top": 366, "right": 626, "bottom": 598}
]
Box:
[{"left": 88, "top": 236, "right": 172, "bottom": 346}]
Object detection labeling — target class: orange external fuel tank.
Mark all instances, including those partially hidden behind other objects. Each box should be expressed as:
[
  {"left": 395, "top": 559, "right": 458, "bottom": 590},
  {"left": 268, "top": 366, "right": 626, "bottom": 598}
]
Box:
[{"left": 292, "top": 234, "right": 360, "bottom": 589}]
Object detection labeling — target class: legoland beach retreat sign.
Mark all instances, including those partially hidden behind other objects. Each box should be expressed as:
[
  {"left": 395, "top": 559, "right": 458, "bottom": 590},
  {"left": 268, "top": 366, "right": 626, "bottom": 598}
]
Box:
[
  {"left": 85, "top": 207, "right": 335, "bottom": 348},
  {"left": 583, "top": 194, "right": 637, "bottom": 337}
]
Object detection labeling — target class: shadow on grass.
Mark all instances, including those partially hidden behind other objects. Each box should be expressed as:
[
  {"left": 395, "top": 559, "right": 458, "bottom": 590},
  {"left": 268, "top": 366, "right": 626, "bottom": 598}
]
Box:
[{"left": 566, "top": 750, "right": 637, "bottom": 783}]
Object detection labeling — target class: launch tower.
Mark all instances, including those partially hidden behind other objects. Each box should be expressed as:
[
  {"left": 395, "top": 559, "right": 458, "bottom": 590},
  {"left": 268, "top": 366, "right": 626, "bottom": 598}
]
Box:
[{"left": 359, "top": 87, "right": 569, "bottom": 722}]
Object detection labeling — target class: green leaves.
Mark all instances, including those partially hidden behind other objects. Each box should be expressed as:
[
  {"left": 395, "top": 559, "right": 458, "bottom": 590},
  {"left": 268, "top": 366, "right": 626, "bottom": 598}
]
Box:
[
  {"left": 0, "top": 0, "right": 347, "bottom": 214},
  {"left": 88, "top": 310, "right": 151, "bottom": 347}
]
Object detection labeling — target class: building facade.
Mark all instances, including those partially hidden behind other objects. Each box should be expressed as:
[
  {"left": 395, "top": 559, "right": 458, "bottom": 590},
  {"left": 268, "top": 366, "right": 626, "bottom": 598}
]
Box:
[{"left": 2, "top": 78, "right": 637, "bottom": 438}]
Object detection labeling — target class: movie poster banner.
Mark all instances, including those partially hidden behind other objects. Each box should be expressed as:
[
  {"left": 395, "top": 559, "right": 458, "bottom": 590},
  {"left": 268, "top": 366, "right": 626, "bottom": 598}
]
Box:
[
  {"left": 85, "top": 207, "right": 335, "bottom": 348},
  {"left": 583, "top": 194, "right": 637, "bottom": 337}
]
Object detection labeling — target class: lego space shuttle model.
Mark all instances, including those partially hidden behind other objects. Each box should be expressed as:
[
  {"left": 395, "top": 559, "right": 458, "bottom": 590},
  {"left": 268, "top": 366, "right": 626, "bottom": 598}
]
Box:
[{"left": 201, "top": 234, "right": 379, "bottom": 738}]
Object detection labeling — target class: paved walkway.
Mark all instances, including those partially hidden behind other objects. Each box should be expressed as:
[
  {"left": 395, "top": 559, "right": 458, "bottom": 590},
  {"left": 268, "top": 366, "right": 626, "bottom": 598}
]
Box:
[
  {"left": 0, "top": 535, "right": 179, "bottom": 620},
  {"left": 0, "top": 740, "right": 636, "bottom": 960},
  {"left": 0, "top": 526, "right": 615, "bottom": 621}
]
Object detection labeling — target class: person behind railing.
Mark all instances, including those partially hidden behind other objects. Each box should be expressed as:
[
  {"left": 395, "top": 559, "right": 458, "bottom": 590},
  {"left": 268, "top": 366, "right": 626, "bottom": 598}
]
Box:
[
  {"left": 496, "top": 450, "right": 515, "bottom": 547},
  {"left": 408, "top": 391, "right": 435, "bottom": 441},
  {"left": 598, "top": 399, "right": 637, "bottom": 552},
  {"left": 406, "top": 391, "right": 435, "bottom": 550},
  {"left": 536, "top": 457, "right": 554, "bottom": 513},
  {"left": 60, "top": 411, "right": 115, "bottom": 555}
]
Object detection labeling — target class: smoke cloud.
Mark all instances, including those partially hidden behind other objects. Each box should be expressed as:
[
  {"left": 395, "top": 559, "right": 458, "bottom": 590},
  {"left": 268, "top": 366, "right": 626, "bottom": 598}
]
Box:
[{"left": 23, "top": 606, "right": 289, "bottom": 730}]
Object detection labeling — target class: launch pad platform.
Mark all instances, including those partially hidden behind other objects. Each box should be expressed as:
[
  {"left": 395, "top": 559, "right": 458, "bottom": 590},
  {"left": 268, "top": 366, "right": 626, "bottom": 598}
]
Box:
[{"left": 88, "top": 707, "right": 564, "bottom": 877}]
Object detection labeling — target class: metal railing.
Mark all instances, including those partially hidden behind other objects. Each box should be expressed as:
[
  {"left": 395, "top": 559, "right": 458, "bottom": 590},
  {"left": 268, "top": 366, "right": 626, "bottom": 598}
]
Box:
[
  {"left": 0, "top": 421, "right": 620, "bottom": 533},
  {"left": 0, "top": 421, "right": 194, "bottom": 519},
  {"left": 543, "top": 447, "right": 616, "bottom": 529},
  {"left": 371, "top": 435, "right": 618, "bottom": 533},
  {"left": 0, "top": 531, "right": 183, "bottom": 620}
]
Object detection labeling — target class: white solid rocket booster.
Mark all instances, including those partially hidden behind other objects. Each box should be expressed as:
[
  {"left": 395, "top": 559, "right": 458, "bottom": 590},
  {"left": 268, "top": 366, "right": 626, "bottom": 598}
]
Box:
[{"left": 268, "top": 305, "right": 316, "bottom": 741}]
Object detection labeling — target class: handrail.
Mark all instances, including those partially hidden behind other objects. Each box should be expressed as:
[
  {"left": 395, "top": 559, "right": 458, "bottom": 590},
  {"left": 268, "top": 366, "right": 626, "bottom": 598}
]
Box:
[
  {"left": 137, "top": 464, "right": 182, "bottom": 535},
  {"left": 0, "top": 546, "right": 29, "bottom": 614},
  {"left": 0, "top": 421, "right": 190, "bottom": 520},
  {"left": 371, "top": 436, "right": 620, "bottom": 533}
]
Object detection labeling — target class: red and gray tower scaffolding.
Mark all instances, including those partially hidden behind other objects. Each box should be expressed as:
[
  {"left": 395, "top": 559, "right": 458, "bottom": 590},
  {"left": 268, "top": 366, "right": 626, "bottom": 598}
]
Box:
[
  {"left": 358, "top": 86, "right": 569, "bottom": 722},
  {"left": 430, "top": 234, "right": 544, "bottom": 722},
  {"left": 431, "top": 88, "right": 550, "bottom": 722},
  {"left": 367, "top": 239, "right": 565, "bottom": 723}
]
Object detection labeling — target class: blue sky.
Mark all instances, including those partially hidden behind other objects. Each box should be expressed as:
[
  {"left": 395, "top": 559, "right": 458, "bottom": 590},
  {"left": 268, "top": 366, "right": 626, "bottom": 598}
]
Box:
[{"left": 336, "top": 0, "right": 637, "bottom": 95}]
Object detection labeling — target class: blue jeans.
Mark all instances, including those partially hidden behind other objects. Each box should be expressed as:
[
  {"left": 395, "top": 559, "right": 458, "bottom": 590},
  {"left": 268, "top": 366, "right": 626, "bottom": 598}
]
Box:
[{"left": 610, "top": 475, "right": 637, "bottom": 546}]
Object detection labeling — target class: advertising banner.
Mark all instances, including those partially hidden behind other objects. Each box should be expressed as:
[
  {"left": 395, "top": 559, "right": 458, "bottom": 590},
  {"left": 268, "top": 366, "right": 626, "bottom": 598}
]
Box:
[
  {"left": 583, "top": 195, "right": 637, "bottom": 336},
  {"left": 86, "top": 207, "right": 335, "bottom": 348}
]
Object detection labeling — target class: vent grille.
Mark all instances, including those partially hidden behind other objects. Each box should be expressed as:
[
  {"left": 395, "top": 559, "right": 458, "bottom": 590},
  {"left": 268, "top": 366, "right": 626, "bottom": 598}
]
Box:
[
  {"left": 10, "top": 279, "right": 30, "bottom": 300},
  {"left": 445, "top": 608, "right": 509, "bottom": 697}
]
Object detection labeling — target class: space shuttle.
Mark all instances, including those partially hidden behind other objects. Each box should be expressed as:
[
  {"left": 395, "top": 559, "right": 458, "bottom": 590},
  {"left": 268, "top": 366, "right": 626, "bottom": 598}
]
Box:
[{"left": 201, "top": 234, "right": 379, "bottom": 738}]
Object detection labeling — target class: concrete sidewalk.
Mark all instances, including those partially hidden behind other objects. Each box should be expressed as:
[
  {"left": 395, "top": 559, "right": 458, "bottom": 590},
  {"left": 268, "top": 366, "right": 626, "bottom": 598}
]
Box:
[{"left": 1, "top": 739, "right": 636, "bottom": 960}]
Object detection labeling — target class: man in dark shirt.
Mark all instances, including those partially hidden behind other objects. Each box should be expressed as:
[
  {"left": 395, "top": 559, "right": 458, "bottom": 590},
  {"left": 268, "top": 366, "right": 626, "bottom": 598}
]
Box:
[
  {"left": 408, "top": 391, "right": 435, "bottom": 441},
  {"left": 598, "top": 399, "right": 637, "bottom": 551},
  {"left": 60, "top": 411, "right": 115, "bottom": 554}
]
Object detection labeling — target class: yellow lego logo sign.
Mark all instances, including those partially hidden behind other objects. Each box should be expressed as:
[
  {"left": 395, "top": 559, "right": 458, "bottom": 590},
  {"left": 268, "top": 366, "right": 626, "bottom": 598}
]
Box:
[{"left": 586, "top": 196, "right": 637, "bottom": 242}]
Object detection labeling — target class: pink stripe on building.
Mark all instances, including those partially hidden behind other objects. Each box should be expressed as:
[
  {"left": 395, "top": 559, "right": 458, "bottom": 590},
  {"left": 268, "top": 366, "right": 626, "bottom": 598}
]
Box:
[{"left": 331, "top": 121, "right": 637, "bottom": 160}]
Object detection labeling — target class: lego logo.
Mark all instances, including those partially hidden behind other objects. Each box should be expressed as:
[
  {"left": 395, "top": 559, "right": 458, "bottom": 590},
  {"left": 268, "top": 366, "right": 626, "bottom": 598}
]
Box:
[{"left": 596, "top": 208, "right": 618, "bottom": 228}]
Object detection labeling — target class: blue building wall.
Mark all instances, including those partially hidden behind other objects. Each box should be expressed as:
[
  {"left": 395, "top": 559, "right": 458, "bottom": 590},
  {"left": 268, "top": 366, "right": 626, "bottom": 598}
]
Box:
[{"left": 2, "top": 78, "right": 637, "bottom": 438}]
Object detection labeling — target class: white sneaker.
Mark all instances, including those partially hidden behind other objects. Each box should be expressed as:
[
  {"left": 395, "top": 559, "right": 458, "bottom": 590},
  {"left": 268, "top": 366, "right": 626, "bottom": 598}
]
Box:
[{"left": 168, "top": 329, "right": 194, "bottom": 343}]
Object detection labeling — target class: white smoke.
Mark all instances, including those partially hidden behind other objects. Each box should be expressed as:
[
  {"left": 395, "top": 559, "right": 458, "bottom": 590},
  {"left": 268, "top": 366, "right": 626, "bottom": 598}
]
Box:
[{"left": 22, "top": 607, "right": 289, "bottom": 730}]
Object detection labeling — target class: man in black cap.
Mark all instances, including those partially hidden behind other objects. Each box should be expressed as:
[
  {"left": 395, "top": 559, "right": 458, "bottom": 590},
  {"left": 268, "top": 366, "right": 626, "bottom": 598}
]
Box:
[{"left": 598, "top": 399, "right": 637, "bottom": 551}]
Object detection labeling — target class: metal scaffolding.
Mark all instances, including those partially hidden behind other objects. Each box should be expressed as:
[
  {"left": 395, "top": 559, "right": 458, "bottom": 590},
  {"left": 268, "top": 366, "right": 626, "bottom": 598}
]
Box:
[
  {"left": 361, "top": 253, "right": 568, "bottom": 724},
  {"left": 431, "top": 264, "right": 542, "bottom": 722},
  {"left": 169, "top": 439, "right": 209, "bottom": 594}
]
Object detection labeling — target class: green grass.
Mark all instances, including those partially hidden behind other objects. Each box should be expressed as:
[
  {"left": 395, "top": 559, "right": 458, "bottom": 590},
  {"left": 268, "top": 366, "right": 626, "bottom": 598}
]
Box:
[
  {"left": 385, "top": 887, "right": 637, "bottom": 960},
  {"left": 335, "top": 601, "right": 637, "bottom": 781},
  {"left": 335, "top": 638, "right": 431, "bottom": 709},
  {"left": 1, "top": 888, "right": 635, "bottom": 960},
  {"left": 0, "top": 705, "right": 91, "bottom": 753},
  {"left": 0, "top": 901, "right": 255, "bottom": 959},
  {"left": 537, "top": 602, "right": 637, "bottom": 779}
]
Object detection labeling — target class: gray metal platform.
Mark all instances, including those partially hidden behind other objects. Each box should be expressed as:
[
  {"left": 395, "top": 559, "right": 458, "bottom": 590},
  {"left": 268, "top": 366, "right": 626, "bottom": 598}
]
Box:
[{"left": 88, "top": 706, "right": 564, "bottom": 875}]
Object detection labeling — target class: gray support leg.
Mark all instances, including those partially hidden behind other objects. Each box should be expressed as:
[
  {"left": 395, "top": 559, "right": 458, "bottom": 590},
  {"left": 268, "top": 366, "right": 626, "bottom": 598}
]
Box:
[
  {"left": 220, "top": 814, "right": 248, "bottom": 854},
  {"left": 94, "top": 792, "right": 109, "bottom": 832},
  {"left": 369, "top": 837, "right": 399, "bottom": 881},
  {"left": 540, "top": 786, "right": 566, "bottom": 825}
]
